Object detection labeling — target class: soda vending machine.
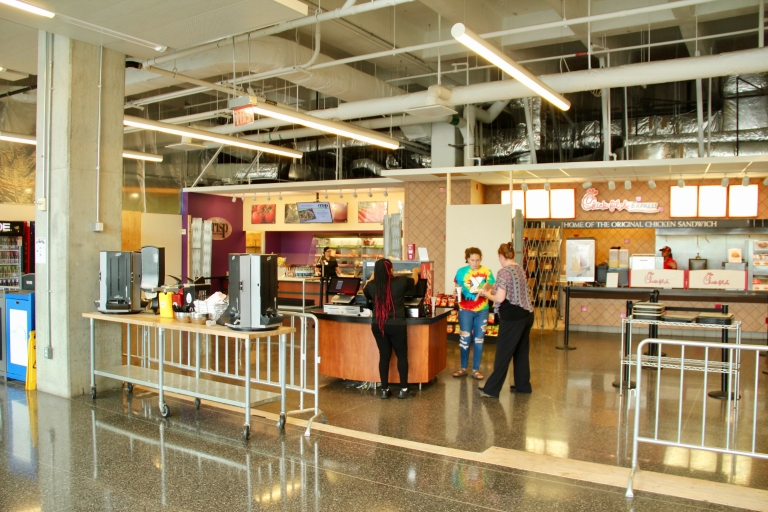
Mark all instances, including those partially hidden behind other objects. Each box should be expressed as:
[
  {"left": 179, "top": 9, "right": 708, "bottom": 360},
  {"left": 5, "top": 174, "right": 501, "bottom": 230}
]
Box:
[{"left": 0, "top": 221, "right": 29, "bottom": 290}]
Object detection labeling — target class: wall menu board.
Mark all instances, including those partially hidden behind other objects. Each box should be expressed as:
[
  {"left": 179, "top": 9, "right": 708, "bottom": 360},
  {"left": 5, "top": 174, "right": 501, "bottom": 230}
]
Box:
[
  {"left": 286, "top": 203, "right": 348, "bottom": 223},
  {"left": 297, "top": 202, "right": 333, "bottom": 223}
]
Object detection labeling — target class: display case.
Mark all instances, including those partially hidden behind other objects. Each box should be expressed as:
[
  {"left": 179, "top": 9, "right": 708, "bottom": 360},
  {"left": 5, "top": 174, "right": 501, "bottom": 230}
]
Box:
[
  {"left": 0, "top": 235, "right": 23, "bottom": 290},
  {"left": 312, "top": 235, "right": 384, "bottom": 276},
  {"left": 437, "top": 295, "right": 499, "bottom": 340},
  {"left": 747, "top": 240, "right": 768, "bottom": 290}
]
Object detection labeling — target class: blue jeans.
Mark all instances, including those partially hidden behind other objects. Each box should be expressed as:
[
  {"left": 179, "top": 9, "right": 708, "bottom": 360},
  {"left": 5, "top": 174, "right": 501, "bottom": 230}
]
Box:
[{"left": 458, "top": 309, "right": 489, "bottom": 371}]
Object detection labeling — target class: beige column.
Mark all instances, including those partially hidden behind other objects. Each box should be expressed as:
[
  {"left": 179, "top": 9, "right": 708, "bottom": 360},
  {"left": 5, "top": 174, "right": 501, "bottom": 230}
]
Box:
[{"left": 35, "top": 32, "right": 124, "bottom": 397}]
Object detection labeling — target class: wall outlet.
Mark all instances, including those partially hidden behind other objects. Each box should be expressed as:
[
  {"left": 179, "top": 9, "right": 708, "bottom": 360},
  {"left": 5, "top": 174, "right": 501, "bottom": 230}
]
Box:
[
  {"left": 93, "top": 222, "right": 104, "bottom": 232},
  {"left": 44, "top": 346, "right": 53, "bottom": 359}
]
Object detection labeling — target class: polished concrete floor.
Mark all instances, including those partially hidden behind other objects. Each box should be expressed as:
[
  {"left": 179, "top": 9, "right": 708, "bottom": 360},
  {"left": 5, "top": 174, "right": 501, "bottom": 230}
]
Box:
[{"left": 1, "top": 326, "right": 765, "bottom": 511}]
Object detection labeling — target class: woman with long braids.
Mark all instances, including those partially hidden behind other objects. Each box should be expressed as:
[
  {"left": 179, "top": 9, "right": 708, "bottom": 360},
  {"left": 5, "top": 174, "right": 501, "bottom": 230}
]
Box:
[{"left": 363, "top": 258, "right": 421, "bottom": 399}]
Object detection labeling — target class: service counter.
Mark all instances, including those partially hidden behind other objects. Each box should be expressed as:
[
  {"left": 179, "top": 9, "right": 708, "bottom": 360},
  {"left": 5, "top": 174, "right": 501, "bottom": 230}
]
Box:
[
  {"left": 278, "top": 277, "right": 322, "bottom": 311},
  {"left": 563, "top": 286, "right": 768, "bottom": 345},
  {"left": 315, "top": 310, "right": 449, "bottom": 384}
]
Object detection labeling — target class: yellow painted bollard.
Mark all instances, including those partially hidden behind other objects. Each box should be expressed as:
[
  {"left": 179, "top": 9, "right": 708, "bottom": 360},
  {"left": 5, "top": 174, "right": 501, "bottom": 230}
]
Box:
[{"left": 25, "top": 330, "right": 36, "bottom": 390}]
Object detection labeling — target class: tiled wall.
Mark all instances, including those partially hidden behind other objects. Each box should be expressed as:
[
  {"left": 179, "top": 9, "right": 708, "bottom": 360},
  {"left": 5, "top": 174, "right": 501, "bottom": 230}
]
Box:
[
  {"left": 569, "top": 297, "right": 768, "bottom": 337},
  {"left": 403, "top": 180, "right": 470, "bottom": 294}
]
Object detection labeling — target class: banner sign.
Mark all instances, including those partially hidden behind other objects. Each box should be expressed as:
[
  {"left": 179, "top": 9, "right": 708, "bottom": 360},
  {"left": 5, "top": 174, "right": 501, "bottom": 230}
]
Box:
[
  {"left": 688, "top": 269, "right": 747, "bottom": 290},
  {"left": 553, "top": 219, "right": 768, "bottom": 229},
  {"left": 581, "top": 188, "right": 659, "bottom": 214},
  {"left": 629, "top": 269, "right": 685, "bottom": 289}
]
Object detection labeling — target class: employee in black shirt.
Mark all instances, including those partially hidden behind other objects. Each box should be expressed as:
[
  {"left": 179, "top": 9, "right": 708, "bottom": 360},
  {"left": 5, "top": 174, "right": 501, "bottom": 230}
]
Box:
[
  {"left": 317, "top": 247, "right": 340, "bottom": 303},
  {"left": 363, "top": 258, "right": 420, "bottom": 399}
]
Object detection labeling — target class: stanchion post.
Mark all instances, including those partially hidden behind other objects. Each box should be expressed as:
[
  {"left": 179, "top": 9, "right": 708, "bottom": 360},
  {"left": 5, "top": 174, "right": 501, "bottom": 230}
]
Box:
[
  {"left": 613, "top": 301, "right": 636, "bottom": 389},
  {"left": 708, "top": 305, "right": 738, "bottom": 399},
  {"left": 556, "top": 285, "right": 576, "bottom": 350}
]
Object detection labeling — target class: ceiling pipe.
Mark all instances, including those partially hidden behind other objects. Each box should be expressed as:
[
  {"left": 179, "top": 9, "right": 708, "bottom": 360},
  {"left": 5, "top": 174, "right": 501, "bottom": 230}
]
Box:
[
  {"left": 145, "top": 0, "right": 413, "bottom": 66},
  {"left": 211, "top": 46, "right": 768, "bottom": 135}
]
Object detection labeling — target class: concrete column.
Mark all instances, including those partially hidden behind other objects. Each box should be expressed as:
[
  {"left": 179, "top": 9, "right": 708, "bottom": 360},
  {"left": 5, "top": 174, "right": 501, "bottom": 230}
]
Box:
[{"left": 35, "top": 32, "right": 125, "bottom": 398}]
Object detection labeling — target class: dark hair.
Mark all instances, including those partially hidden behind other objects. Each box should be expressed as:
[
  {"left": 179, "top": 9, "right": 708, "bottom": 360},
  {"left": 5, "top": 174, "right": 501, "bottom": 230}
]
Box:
[
  {"left": 498, "top": 242, "right": 515, "bottom": 260},
  {"left": 464, "top": 247, "right": 482, "bottom": 262},
  {"left": 373, "top": 258, "right": 395, "bottom": 331},
  {"left": 323, "top": 247, "right": 331, "bottom": 254}
]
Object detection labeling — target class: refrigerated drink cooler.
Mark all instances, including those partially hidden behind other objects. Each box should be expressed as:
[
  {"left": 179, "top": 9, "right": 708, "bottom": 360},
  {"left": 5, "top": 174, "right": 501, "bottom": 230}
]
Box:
[{"left": 747, "top": 240, "right": 768, "bottom": 290}]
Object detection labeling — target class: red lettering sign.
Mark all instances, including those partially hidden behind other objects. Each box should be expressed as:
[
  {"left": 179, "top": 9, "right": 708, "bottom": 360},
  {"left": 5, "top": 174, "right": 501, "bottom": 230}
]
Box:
[
  {"left": 703, "top": 272, "right": 730, "bottom": 286},
  {"left": 643, "top": 271, "right": 670, "bottom": 285}
]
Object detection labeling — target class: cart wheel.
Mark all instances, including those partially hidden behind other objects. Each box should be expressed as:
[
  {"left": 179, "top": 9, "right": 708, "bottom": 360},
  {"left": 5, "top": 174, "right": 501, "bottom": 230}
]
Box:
[
  {"left": 276, "top": 414, "right": 286, "bottom": 430},
  {"left": 243, "top": 424, "right": 250, "bottom": 441},
  {"left": 90, "top": 387, "right": 97, "bottom": 400},
  {"left": 160, "top": 403, "right": 170, "bottom": 418},
  {"left": 194, "top": 398, "right": 201, "bottom": 410},
  {"left": 125, "top": 382, "right": 134, "bottom": 394}
]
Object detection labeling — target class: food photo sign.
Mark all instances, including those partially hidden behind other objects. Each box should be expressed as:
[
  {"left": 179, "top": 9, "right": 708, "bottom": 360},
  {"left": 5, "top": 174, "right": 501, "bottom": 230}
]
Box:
[
  {"left": 285, "top": 203, "right": 348, "bottom": 224},
  {"left": 358, "top": 201, "right": 388, "bottom": 223},
  {"left": 251, "top": 204, "right": 276, "bottom": 224}
]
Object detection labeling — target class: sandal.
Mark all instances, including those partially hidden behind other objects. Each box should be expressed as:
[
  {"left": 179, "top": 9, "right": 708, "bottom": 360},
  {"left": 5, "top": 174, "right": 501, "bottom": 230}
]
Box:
[
  {"left": 453, "top": 368, "right": 468, "bottom": 378},
  {"left": 471, "top": 371, "right": 484, "bottom": 380}
]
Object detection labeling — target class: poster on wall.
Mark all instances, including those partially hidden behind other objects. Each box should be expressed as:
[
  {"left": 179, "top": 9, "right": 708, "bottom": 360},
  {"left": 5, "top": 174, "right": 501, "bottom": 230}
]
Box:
[
  {"left": 285, "top": 203, "right": 348, "bottom": 223},
  {"left": 251, "top": 204, "right": 276, "bottom": 224},
  {"left": 358, "top": 201, "right": 388, "bottom": 223}
]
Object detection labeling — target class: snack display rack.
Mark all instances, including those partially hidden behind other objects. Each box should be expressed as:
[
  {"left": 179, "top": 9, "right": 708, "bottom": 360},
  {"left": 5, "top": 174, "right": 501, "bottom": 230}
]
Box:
[{"left": 434, "top": 293, "right": 499, "bottom": 340}]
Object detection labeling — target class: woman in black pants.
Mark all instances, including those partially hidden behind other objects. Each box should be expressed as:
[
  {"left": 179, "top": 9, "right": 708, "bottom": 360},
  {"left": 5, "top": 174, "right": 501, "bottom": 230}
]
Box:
[
  {"left": 363, "top": 258, "right": 421, "bottom": 399},
  {"left": 478, "top": 242, "right": 535, "bottom": 398}
]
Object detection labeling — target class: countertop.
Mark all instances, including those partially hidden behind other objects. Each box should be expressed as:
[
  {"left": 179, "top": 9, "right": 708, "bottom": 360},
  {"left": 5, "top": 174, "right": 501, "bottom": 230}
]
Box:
[
  {"left": 566, "top": 286, "right": 768, "bottom": 303},
  {"left": 314, "top": 309, "right": 451, "bottom": 325}
]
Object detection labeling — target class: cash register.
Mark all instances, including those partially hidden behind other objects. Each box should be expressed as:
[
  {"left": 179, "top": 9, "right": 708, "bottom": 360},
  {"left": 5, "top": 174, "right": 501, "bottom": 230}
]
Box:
[
  {"left": 328, "top": 277, "right": 361, "bottom": 305},
  {"left": 405, "top": 278, "right": 428, "bottom": 317}
]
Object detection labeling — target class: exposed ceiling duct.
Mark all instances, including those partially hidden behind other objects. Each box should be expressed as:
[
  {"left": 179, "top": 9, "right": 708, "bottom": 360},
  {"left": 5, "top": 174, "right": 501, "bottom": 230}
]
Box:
[
  {"left": 211, "top": 46, "right": 768, "bottom": 135},
  {"left": 125, "top": 35, "right": 404, "bottom": 103}
]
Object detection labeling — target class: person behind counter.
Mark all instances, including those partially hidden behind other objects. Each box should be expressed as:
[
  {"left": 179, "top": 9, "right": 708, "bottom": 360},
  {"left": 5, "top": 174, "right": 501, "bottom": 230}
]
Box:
[
  {"left": 477, "top": 242, "right": 535, "bottom": 398},
  {"left": 660, "top": 246, "right": 678, "bottom": 269},
  {"left": 453, "top": 247, "right": 495, "bottom": 380},
  {"left": 363, "top": 259, "right": 421, "bottom": 400},
  {"left": 317, "top": 247, "right": 340, "bottom": 278}
]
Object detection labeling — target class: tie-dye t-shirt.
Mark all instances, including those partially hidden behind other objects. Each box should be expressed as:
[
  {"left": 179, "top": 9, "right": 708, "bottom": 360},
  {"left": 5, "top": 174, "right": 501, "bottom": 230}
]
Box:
[{"left": 454, "top": 265, "right": 495, "bottom": 311}]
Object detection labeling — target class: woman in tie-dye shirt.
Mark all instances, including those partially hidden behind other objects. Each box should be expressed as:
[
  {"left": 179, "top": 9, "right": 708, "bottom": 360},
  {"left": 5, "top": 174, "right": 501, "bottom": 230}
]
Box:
[{"left": 452, "top": 247, "right": 495, "bottom": 380}]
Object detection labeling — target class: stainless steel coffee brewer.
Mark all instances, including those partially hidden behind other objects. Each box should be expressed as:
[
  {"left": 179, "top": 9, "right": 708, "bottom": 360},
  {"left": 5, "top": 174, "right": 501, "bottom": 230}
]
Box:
[
  {"left": 219, "top": 254, "right": 283, "bottom": 330},
  {"left": 95, "top": 251, "right": 143, "bottom": 314}
]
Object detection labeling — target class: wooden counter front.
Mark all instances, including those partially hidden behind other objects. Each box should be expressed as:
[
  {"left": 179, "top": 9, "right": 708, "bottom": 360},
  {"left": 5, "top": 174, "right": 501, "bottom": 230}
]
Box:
[{"left": 317, "top": 311, "right": 449, "bottom": 384}]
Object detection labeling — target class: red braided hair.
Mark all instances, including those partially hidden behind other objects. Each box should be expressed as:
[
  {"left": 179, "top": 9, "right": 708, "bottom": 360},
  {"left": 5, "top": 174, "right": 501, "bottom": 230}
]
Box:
[{"left": 373, "top": 259, "right": 396, "bottom": 331}]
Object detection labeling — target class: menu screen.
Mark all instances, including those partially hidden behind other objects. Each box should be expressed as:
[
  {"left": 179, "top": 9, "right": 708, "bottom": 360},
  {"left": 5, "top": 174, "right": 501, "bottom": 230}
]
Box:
[{"left": 296, "top": 202, "right": 333, "bottom": 223}]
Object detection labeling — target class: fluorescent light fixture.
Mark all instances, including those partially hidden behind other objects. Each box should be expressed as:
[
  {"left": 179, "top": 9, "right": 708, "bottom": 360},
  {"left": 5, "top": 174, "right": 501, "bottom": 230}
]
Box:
[
  {"left": 582, "top": 181, "right": 592, "bottom": 189},
  {"left": 521, "top": 182, "right": 529, "bottom": 192},
  {"left": 0, "top": 131, "right": 36, "bottom": 145},
  {"left": 122, "top": 150, "right": 163, "bottom": 162},
  {"left": 624, "top": 180, "right": 632, "bottom": 190},
  {"left": 608, "top": 180, "right": 615, "bottom": 190},
  {"left": 678, "top": 179, "right": 685, "bottom": 188},
  {"left": 648, "top": 179, "right": 656, "bottom": 189},
  {"left": 721, "top": 177, "right": 729, "bottom": 188},
  {"left": 0, "top": 0, "right": 55, "bottom": 18},
  {"left": 451, "top": 23, "right": 570, "bottom": 111},
  {"left": 742, "top": 176, "right": 750, "bottom": 187},
  {"left": 123, "top": 116, "right": 302, "bottom": 159},
  {"left": 230, "top": 96, "right": 400, "bottom": 150},
  {"left": 544, "top": 182, "right": 551, "bottom": 191}
]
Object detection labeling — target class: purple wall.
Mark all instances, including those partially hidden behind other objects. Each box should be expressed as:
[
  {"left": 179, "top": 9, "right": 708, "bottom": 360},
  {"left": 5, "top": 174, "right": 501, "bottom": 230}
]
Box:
[
  {"left": 182, "top": 192, "right": 246, "bottom": 292},
  {"left": 265, "top": 231, "right": 315, "bottom": 265}
]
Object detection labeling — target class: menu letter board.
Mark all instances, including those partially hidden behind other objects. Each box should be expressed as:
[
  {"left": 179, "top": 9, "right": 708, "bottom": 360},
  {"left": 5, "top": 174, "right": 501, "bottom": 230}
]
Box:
[{"left": 297, "top": 202, "right": 333, "bottom": 223}]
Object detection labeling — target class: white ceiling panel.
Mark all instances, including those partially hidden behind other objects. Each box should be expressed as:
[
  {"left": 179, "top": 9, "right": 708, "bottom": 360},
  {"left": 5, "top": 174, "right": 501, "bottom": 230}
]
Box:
[{"left": 0, "top": 19, "right": 39, "bottom": 74}]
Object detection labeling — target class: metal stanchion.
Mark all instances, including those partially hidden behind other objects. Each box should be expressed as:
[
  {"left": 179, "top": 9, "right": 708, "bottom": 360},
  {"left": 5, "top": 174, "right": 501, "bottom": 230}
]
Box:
[
  {"left": 556, "top": 285, "right": 576, "bottom": 350},
  {"left": 613, "top": 301, "right": 636, "bottom": 389},
  {"left": 708, "top": 306, "right": 739, "bottom": 399}
]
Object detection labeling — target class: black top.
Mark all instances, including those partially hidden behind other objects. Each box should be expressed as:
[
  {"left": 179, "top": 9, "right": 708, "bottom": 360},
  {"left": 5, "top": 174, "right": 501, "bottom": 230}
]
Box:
[
  {"left": 363, "top": 275, "right": 415, "bottom": 325},
  {"left": 317, "top": 257, "right": 339, "bottom": 279}
]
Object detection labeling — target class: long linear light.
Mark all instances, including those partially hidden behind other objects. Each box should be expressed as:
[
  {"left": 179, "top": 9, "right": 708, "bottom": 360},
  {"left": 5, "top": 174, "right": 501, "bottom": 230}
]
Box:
[
  {"left": 0, "top": 131, "right": 36, "bottom": 145},
  {"left": 123, "top": 116, "right": 302, "bottom": 159},
  {"left": 0, "top": 0, "right": 54, "bottom": 17},
  {"left": 229, "top": 96, "right": 401, "bottom": 150},
  {"left": 451, "top": 23, "right": 571, "bottom": 111},
  {"left": 123, "top": 150, "right": 163, "bottom": 162}
]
